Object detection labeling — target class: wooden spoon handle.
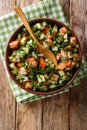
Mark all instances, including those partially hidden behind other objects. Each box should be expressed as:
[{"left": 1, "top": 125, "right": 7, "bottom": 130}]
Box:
[
  {"left": 14, "top": 6, "right": 57, "bottom": 67},
  {"left": 14, "top": 6, "right": 40, "bottom": 47}
]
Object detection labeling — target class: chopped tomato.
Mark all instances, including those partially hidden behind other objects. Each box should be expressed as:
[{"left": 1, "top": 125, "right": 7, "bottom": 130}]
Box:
[
  {"left": 59, "top": 27, "right": 67, "bottom": 35},
  {"left": 43, "top": 27, "right": 50, "bottom": 35},
  {"left": 56, "top": 53, "right": 61, "bottom": 61},
  {"left": 24, "top": 81, "right": 32, "bottom": 89},
  {"left": 66, "top": 60, "right": 72, "bottom": 67},
  {"left": 9, "top": 40, "right": 19, "bottom": 49},
  {"left": 51, "top": 74, "right": 59, "bottom": 81},
  {"left": 47, "top": 38, "right": 53, "bottom": 46},
  {"left": 45, "top": 81, "right": 50, "bottom": 85},
  {"left": 27, "top": 57, "right": 37, "bottom": 67},
  {"left": 39, "top": 58, "right": 46, "bottom": 69},
  {"left": 66, "top": 45, "right": 72, "bottom": 50},
  {"left": 47, "top": 34, "right": 53, "bottom": 39},
  {"left": 57, "top": 62, "right": 67, "bottom": 70},
  {"left": 17, "top": 62, "right": 22, "bottom": 69},
  {"left": 61, "top": 50, "right": 67, "bottom": 58},
  {"left": 70, "top": 61, "right": 76, "bottom": 68}
]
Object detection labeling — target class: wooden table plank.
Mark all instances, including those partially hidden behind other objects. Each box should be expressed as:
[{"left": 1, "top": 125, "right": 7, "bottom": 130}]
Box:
[
  {"left": 16, "top": 101, "right": 42, "bottom": 130},
  {"left": 0, "top": 0, "right": 15, "bottom": 15},
  {"left": 42, "top": 93, "right": 70, "bottom": 130},
  {"left": 70, "top": 0, "right": 87, "bottom": 130},
  {"left": 0, "top": 1, "right": 16, "bottom": 130},
  {"left": 15, "top": 1, "right": 42, "bottom": 130},
  {"left": 16, "top": 0, "right": 41, "bottom": 7},
  {"left": 70, "top": 80, "right": 87, "bottom": 130},
  {"left": 42, "top": 1, "right": 70, "bottom": 130}
]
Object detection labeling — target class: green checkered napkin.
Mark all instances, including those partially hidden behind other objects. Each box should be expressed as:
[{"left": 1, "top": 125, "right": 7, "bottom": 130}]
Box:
[{"left": 0, "top": 0, "right": 87, "bottom": 103}]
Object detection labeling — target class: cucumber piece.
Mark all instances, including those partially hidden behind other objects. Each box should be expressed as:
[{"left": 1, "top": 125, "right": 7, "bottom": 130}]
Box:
[
  {"left": 22, "top": 47, "right": 29, "bottom": 54},
  {"left": 39, "top": 85, "right": 48, "bottom": 92},
  {"left": 75, "top": 63, "right": 79, "bottom": 68},
  {"left": 32, "top": 23, "right": 43, "bottom": 31},
  {"left": 40, "top": 33, "right": 45, "bottom": 40},
  {"left": 56, "top": 35, "right": 63, "bottom": 43},
  {"left": 18, "top": 33, "right": 22, "bottom": 40},
  {"left": 16, "top": 72, "right": 25, "bottom": 83},
  {"left": 32, "top": 51, "right": 38, "bottom": 59},
  {"left": 52, "top": 24, "right": 58, "bottom": 32},
  {"left": 73, "top": 48, "right": 78, "bottom": 53},
  {"left": 64, "top": 33, "right": 68, "bottom": 40},
  {"left": 9, "top": 63, "right": 18, "bottom": 74},
  {"left": 22, "top": 27, "right": 27, "bottom": 33},
  {"left": 49, "top": 84, "right": 58, "bottom": 90},
  {"left": 27, "top": 39, "right": 33, "bottom": 44},
  {"left": 51, "top": 45, "right": 58, "bottom": 51},
  {"left": 42, "top": 21, "right": 47, "bottom": 27},
  {"left": 58, "top": 70, "right": 65, "bottom": 76},
  {"left": 37, "top": 74, "right": 45, "bottom": 83},
  {"left": 67, "top": 51, "right": 73, "bottom": 58},
  {"left": 43, "top": 41, "right": 48, "bottom": 48},
  {"left": 35, "top": 23, "right": 42, "bottom": 29},
  {"left": 20, "top": 37, "right": 27, "bottom": 45}
]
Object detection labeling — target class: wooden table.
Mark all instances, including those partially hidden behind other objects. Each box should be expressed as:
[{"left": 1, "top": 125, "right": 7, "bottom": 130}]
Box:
[{"left": 0, "top": 0, "right": 87, "bottom": 130}]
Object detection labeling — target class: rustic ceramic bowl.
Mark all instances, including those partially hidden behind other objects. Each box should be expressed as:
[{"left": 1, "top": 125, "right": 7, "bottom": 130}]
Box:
[{"left": 5, "top": 18, "right": 82, "bottom": 95}]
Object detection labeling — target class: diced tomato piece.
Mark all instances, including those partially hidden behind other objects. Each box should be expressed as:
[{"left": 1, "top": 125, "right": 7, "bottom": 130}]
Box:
[
  {"left": 59, "top": 27, "right": 67, "bottom": 35},
  {"left": 66, "top": 60, "right": 76, "bottom": 69},
  {"left": 9, "top": 40, "right": 19, "bottom": 49},
  {"left": 17, "top": 62, "right": 22, "bottom": 69},
  {"left": 57, "top": 62, "right": 67, "bottom": 70},
  {"left": 27, "top": 57, "right": 37, "bottom": 67},
  {"left": 47, "top": 34, "right": 53, "bottom": 39},
  {"left": 45, "top": 81, "right": 50, "bottom": 85},
  {"left": 51, "top": 74, "right": 59, "bottom": 81},
  {"left": 70, "top": 61, "right": 76, "bottom": 68},
  {"left": 56, "top": 53, "right": 61, "bottom": 61},
  {"left": 43, "top": 27, "right": 50, "bottom": 34},
  {"left": 66, "top": 60, "right": 72, "bottom": 67},
  {"left": 66, "top": 45, "right": 72, "bottom": 50},
  {"left": 47, "top": 38, "right": 53, "bottom": 46},
  {"left": 61, "top": 50, "right": 67, "bottom": 58},
  {"left": 39, "top": 58, "right": 46, "bottom": 69},
  {"left": 24, "top": 81, "right": 32, "bottom": 89}
]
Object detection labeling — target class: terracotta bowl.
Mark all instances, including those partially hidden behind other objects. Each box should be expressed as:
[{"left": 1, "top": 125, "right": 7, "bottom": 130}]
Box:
[{"left": 5, "top": 18, "right": 82, "bottom": 95}]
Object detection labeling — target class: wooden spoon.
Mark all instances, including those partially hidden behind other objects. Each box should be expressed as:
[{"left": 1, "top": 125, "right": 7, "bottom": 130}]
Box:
[{"left": 14, "top": 6, "right": 57, "bottom": 67}]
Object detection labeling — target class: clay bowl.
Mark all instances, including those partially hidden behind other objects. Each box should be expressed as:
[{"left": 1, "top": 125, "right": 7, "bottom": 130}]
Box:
[{"left": 5, "top": 18, "right": 82, "bottom": 95}]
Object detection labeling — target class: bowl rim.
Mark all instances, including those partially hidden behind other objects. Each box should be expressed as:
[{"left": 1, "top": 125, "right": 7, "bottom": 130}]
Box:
[{"left": 5, "top": 18, "right": 82, "bottom": 95}]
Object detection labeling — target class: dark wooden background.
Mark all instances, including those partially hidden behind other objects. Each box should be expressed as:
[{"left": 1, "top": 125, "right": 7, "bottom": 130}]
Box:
[{"left": 0, "top": 0, "right": 87, "bottom": 130}]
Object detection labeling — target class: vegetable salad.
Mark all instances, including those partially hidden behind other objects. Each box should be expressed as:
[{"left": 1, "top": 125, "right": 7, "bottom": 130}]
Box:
[{"left": 8, "top": 21, "right": 80, "bottom": 92}]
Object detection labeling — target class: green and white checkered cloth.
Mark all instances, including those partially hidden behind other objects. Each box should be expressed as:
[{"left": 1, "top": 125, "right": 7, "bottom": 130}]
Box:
[{"left": 0, "top": 0, "right": 87, "bottom": 103}]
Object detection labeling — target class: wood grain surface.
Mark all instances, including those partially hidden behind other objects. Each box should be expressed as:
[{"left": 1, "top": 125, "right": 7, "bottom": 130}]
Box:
[{"left": 0, "top": 0, "right": 87, "bottom": 130}]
